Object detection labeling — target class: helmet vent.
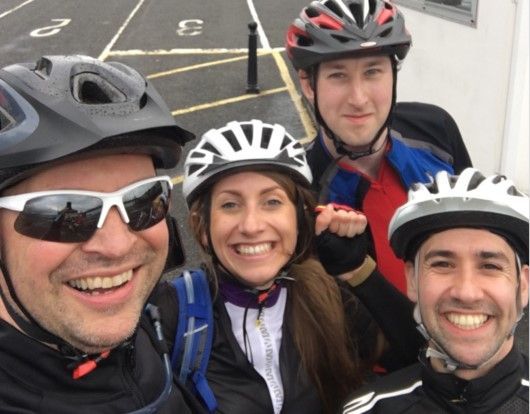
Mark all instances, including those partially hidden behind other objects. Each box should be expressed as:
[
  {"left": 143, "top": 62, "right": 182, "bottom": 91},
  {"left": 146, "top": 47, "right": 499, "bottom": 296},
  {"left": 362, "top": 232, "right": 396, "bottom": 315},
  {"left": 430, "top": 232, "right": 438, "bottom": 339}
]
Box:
[
  {"left": 467, "top": 170, "right": 485, "bottom": 188},
  {"left": 324, "top": 1, "right": 345, "bottom": 18},
  {"left": 139, "top": 92, "right": 147, "bottom": 108},
  {"left": 72, "top": 73, "right": 126, "bottom": 104},
  {"left": 222, "top": 129, "right": 243, "bottom": 151},
  {"left": 349, "top": 3, "right": 365, "bottom": 27},
  {"left": 331, "top": 34, "right": 350, "bottom": 43},
  {"left": 380, "top": 27, "right": 392, "bottom": 38},
  {"left": 240, "top": 124, "right": 254, "bottom": 146},
  {"left": 201, "top": 142, "right": 221, "bottom": 156},
  {"left": 368, "top": 0, "right": 377, "bottom": 15},
  {"left": 34, "top": 57, "right": 53, "bottom": 78},
  {"left": 187, "top": 164, "right": 202, "bottom": 176},
  {"left": 306, "top": 6, "right": 320, "bottom": 18},
  {"left": 280, "top": 136, "right": 291, "bottom": 150},
  {"left": 297, "top": 35, "right": 313, "bottom": 47},
  {"left": 260, "top": 126, "right": 273, "bottom": 149}
]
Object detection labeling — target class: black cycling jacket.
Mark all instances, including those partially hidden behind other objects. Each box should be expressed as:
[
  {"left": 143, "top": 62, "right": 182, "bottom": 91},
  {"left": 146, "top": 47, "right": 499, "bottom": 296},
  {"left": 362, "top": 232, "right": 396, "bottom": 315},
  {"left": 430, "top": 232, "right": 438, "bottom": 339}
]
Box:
[
  {"left": 154, "top": 266, "right": 421, "bottom": 414},
  {"left": 0, "top": 316, "right": 202, "bottom": 413},
  {"left": 342, "top": 346, "right": 529, "bottom": 414}
]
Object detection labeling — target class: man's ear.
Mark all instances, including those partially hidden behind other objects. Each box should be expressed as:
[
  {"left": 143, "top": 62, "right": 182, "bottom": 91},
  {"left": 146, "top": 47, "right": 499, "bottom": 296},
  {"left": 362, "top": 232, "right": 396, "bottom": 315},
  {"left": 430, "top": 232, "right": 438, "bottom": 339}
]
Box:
[
  {"left": 519, "top": 264, "right": 529, "bottom": 309},
  {"left": 298, "top": 69, "right": 314, "bottom": 103},
  {"left": 405, "top": 261, "right": 418, "bottom": 303}
]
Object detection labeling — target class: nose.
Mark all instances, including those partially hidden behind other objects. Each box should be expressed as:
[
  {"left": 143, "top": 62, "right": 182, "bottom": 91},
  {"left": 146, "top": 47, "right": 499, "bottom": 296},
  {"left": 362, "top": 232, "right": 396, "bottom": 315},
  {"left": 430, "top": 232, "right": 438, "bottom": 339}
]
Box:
[
  {"left": 449, "top": 264, "right": 484, "bottom": 303},
  {"left": 238, "top": 205, "right": 264, "bottom": 235},
  {"left": 347, "top": 79, "right": 368, "bottom": 107},
  {"left": 82, "top": 207, "right": 137, "bottom": 257}
]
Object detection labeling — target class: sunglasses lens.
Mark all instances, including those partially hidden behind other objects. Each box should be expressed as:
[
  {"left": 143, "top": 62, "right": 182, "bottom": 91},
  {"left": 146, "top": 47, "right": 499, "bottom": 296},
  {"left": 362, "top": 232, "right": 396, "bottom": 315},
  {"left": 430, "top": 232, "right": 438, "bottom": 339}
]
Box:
[
  {"left": 124, "top": 180, "right": 171, "bottom": 231},
  {"left": 14, "top": 195, "right": 102, "bottom": 242}
]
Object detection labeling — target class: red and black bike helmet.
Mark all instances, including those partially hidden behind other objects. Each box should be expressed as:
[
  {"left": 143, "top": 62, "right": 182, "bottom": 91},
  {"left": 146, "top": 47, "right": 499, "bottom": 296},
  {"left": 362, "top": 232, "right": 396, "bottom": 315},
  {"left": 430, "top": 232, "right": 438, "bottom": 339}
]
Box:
[{"left": 286, "top": 0, "right": 411, "bottom": 71}]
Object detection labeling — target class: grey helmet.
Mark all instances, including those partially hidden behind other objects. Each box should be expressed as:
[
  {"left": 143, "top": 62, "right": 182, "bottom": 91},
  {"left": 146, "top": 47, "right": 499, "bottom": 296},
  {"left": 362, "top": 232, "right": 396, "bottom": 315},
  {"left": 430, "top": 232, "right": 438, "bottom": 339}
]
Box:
[{"left": 0, "top": 55, "right": 194, "bottom": 191}]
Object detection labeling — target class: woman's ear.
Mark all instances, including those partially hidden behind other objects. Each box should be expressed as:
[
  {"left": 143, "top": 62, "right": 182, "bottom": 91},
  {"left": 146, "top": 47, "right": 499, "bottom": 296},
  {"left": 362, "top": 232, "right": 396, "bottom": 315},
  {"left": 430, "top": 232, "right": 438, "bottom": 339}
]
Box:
[{"left": 200, "top": 232, "right": 208, "bottom": 249}]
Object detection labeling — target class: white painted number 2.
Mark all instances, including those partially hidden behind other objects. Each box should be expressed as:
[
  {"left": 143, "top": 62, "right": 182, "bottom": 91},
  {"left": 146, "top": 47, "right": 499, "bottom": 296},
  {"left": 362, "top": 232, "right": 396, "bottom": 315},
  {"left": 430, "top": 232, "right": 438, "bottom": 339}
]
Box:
[
  {"left": 176, "top": 19, "right": 203, "bottom": 36},
  {"left": 30, "top": 19, "right": 71, "bottom": 37}
]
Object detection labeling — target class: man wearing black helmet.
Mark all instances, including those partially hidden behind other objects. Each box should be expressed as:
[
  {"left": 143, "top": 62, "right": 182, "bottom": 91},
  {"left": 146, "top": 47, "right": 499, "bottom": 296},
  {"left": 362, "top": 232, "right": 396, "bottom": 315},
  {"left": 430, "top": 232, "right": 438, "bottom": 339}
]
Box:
[
  {"left": 285, "top": 0, "right": 472, "bottom": 295},
  {"left": 0, "top": 55, "right": 202, "bottom": 413},
  {"left": 342, "top": 168, "right": 529, "bottom": 413}
]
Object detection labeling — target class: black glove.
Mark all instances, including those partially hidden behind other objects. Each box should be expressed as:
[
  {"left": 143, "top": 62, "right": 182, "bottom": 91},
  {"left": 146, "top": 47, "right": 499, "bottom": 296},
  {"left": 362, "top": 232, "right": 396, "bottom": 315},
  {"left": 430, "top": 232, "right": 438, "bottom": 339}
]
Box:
[{"left": 316, "top": 230, "right": 369, "bottom": 276}]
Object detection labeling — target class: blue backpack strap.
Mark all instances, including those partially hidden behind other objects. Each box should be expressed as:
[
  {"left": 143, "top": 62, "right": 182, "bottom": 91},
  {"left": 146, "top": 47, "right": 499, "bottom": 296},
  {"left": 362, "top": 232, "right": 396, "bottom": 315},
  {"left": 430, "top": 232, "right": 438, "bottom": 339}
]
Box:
[{"left": 170, "top": 269, "right": 217, "bottom": 412}]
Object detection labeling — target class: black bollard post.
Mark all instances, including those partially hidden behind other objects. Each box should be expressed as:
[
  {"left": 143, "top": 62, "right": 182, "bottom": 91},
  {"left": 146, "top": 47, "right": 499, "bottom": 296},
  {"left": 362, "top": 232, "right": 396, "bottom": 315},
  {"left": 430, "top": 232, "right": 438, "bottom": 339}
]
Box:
[{"left": 246, "top": 22, "right": 260, "bottom": 94}]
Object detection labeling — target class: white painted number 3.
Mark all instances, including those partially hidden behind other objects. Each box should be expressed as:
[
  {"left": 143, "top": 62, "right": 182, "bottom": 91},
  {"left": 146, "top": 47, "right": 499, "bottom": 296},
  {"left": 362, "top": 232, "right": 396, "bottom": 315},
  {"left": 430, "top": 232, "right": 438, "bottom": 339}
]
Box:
[
  {"left": 30, "top": 19, "right": 71, "bottom": 37},
  {"left": 176, "top": 19, "right": 203, "bottom": 36}
]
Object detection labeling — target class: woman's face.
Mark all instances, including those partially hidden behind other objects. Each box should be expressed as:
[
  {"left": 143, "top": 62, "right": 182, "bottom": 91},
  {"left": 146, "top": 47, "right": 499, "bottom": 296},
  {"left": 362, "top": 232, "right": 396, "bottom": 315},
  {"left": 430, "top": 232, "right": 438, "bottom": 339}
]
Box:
[{"left": 208, "top": 171, "right": 298, "bottom": 288}]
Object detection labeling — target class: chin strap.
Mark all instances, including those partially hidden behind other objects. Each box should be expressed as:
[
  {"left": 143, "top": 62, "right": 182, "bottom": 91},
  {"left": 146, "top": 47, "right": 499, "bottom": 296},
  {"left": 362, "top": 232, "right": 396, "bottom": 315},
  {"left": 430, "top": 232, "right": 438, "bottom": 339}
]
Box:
[{"left": 414, "top": 303, "right": 524, "bottom": 373}]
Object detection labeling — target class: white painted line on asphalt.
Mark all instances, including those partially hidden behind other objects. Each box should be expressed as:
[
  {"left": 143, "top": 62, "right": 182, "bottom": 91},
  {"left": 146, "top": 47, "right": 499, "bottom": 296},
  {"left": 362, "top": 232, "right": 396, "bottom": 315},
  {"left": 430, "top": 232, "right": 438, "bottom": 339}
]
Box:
[
  {"left": 147, "top": 50, "right": 276, "bottom": 79},
  {"left": 247, "top": 0, "right": 271, "bottom": 50},
  {"left": 0, "top": 0, "right": 35, "bottom": 20},
  {"left": 98, "top": 0, "right": 145, "bottom": 61},
  {"left": 108, "top": 47, "right": 285, "bottom": 57}
]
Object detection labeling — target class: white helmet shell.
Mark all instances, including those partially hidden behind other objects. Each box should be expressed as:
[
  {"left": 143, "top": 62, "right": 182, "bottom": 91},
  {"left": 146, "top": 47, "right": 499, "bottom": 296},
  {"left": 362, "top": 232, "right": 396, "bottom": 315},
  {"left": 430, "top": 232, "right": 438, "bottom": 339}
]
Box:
[
  {"left": 389, "top": 168, "right": 529, "bottom": 261},
  {"left": 183, "top": 119, "right": 312, "bottom": 206}
]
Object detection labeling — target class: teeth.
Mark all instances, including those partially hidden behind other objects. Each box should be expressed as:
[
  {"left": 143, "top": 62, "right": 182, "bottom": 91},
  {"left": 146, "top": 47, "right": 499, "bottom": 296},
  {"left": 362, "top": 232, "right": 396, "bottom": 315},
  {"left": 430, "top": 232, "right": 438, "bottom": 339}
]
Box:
[
  {"left": 236, "top": 243, "right": 272, "bottom": 256},
  {"left": 446, "top": 313, "right": 488, "bottom": 330},
  {"left": 68, "top": 269, "right": 133, "bottom": 291}
]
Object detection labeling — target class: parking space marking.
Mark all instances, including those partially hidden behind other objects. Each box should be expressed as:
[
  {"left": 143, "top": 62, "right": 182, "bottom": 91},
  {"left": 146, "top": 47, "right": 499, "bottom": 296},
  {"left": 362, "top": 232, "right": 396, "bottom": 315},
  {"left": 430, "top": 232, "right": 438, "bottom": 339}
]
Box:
[
  {"left": 247, "top": 0, "right": 271, "bottom": 50},
  {"left": 146, "top": 51, "right": 276, "bottom": 79},
  {"left": 0, "top": 0, "right": 35, "bottom": 20},
  {"left": 269, "top": 49, "right": 316, "bottom": 143},
  {"left": 171, "top": 86, "right": 288, "bottom": 116},
  {"left": 94, "top": 0, "right": 316, "bottom": 176},
  {"left": 98, "top": 0, "right": 145, "bottom": 61},
  {"left": 108, "top": 48, "right": 251, "bottom": 57}
]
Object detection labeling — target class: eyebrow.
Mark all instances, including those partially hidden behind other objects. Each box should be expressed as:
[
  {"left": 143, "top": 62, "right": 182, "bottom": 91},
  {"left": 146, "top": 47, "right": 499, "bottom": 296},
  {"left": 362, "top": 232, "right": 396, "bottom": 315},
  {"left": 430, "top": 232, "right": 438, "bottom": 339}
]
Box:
[
  {"left": 322, "top": 58, "right": 386, "bottom": 71},
  {"left": 215, "top": 185, "right": 284, "bottom": 198},
  {"left": 424, "top": 249, "right": 511, "bottom": 263}
]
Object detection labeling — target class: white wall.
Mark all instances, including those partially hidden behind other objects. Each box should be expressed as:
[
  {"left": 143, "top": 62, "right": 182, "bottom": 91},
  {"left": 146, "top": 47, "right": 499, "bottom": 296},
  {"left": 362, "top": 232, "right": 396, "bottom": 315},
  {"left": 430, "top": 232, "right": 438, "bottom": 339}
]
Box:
[{"left": 396, "top": 0, "right": 529, "bottom": 192}]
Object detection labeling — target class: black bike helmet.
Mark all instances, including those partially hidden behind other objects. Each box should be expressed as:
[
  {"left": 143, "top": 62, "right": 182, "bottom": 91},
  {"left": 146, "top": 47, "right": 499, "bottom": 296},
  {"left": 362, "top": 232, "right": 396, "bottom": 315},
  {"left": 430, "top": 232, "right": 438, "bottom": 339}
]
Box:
[
  {"left": 0, "top": 55, "right": 194, "bottom": 191},
  {"left": 389, "top": 168, "right": 529, "bottom": 264},
  {"left": 286, "top": 0, "right": 411, "bottom": 71}
]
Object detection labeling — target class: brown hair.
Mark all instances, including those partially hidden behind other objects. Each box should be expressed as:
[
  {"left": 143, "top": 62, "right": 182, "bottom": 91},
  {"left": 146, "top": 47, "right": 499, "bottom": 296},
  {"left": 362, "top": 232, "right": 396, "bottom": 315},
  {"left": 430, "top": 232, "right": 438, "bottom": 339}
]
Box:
[{"left": 188, "top": 169, "right": 362, "bottom": 413}]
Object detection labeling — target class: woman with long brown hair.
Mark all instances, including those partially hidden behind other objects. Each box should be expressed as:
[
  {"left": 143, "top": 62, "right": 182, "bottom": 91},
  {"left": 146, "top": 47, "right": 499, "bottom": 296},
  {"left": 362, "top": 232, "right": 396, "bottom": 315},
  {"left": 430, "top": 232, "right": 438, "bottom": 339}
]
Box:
[{"left": 157, "top": 120, "right": 419, "bottom": 414}]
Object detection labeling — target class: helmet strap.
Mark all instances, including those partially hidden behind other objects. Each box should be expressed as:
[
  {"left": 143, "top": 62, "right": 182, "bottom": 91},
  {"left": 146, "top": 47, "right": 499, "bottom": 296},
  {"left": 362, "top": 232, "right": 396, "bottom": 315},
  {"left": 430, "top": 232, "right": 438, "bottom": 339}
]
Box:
[{"left": 0, "top": 258, "right": 70, "bottom": 347}]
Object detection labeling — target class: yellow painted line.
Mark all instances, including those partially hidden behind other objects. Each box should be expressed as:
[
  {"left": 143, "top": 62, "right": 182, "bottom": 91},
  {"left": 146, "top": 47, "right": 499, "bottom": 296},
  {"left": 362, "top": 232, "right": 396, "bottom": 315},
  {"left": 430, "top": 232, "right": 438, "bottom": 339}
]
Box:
[
  {"left": 148, "top": 51, "right": 273, "bottom": 79},
  {"left": 171, "top": 86, "right": 288, "bottom": 116},
  {"left": 270, "top": 50, "right": 316, "bottom": 142},
  {"left": 0, "top": 0, "right": 35, "bottom": 19},
  {"left": 98, "top": 0, "right": 145, "bottom": 61},
  {"left": 108, "top": 47, "right": 284, "bottom": 57}
]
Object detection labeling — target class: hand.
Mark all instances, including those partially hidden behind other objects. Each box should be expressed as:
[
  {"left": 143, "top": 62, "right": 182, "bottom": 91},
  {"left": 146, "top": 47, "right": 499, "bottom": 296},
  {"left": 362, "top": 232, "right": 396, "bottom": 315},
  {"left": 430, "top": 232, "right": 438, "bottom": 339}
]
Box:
[{"left": 314, "top": 204, "right": 369, "bottom": 276}]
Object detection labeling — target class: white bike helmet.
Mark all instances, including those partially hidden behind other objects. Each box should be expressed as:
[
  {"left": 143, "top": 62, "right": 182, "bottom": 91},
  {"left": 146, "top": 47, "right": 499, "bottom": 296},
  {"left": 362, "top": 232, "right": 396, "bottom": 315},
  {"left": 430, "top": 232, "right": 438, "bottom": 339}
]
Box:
[
  {"left": 183, "top": 119, "right": 312, "bottom": 206},
  {"left": 389, "top": 168, "right": 529, "bottom": 263}
]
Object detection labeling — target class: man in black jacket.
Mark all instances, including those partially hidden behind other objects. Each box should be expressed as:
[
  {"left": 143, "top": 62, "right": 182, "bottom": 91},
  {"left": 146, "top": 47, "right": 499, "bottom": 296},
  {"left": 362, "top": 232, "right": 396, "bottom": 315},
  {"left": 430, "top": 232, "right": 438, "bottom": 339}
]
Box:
[
  {"left": 342, "top": 168, "right": 529, "bottom": 413},
  {"left": 285, "top": 0, "right": 472, "bottom": 295},
  {"left": 0, "top": 55, "right": 202, "bottom": 413}
]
